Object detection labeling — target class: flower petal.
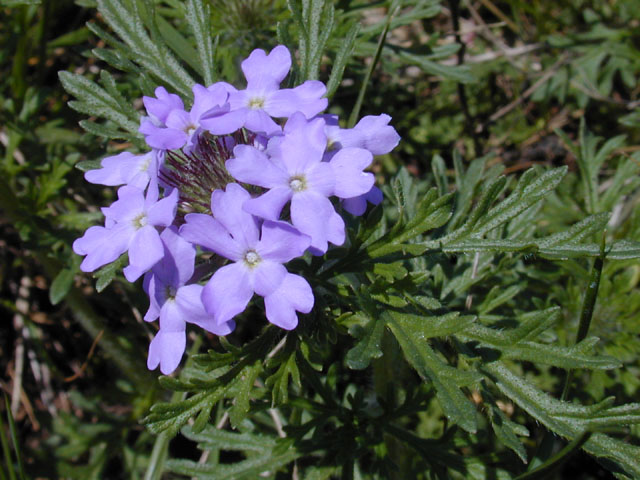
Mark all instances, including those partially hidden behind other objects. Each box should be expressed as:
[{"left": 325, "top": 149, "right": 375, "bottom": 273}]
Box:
[
  {"left": 342, "top": 195, "right": 367, "bottom": 216},
  {"left": 144, "top": 274, "right": 162, "bottom": 322},
  {"left": 343, "top": 186, "right": 382, "bottom": 216},
  {"left": 125, "top": 224, "right": 164, "bottom": 281},
  {"left": 147, "top": 329, "right": 186, "bottom": 375},
  {"left": 277, "top": 115, "right": 326, "bottom": 173},
  {"left": 179, "top": 282, "right": 236, "bottom": 335},
  {"left": 143, "top": 124, "right": 187, "bottom": 150},
  {"left": 242, "top": 187, "right": 292, "bottom": 222},
  {"left": 200, "top": 109, "right": 247, "bottom": 135},
  {"left": 211, "top": 184, "right": 260, "bottom": 249},
  {"left": 264, "top": 274, "right": 314, "bottom": 330},
  {"left": 256, "top": 220, "right": 310, "bottom": 263},
  {"left": 84, "top": 152, "right": 132, "bottom": 186},
  {"left": 180, "top": 213, "right": 243, "bottom": 261},
  {"left": 75, "top": 223, "right": 132, "bottom": 272},
  {"left": 227, "top": 145, "right": 288, "bottom": 188},
  {"left": 146, "top": 188, "right": 178, "bottom": 227},
  {"left": 174, "top": 284, "right": 212, "bottom": 326},
  {"left": 165, "top": 109, "right": 192, "bottom": 131},
  {"left": 190, "top": 83, "right": 228, "bottom": 120},
  {"left": 353, "top": 114, "right": 400, "bottom": 155},
  {"left": 102, "top": 185, "right": 145, "bottom": 224},
  {"left": 266, "top": 81, "right": 328, "bottom": 119},
  {"left": 251, "top": 260, "right": 287, "bottom": 297},
  {"left": 244, "top": 108, "right": 281, "bottom": 135},
  {"left": 329, "top": 148, "right": 374, "bottom": 199},
  {"left": 154, "top": 226, "right": 195, "bottom": 285},
  {"left": 242, "top": 45, "right": 291, "bottom": 91},
  {"left": 290, "top": 191, "right": 343, "bottom": 253},
  {"left": 202, "top": 263, "right": 254, "bottom": 324},
  {"left": 306, "top": 161, "right": 335, "bottom": 197},
  {"left": 143, "top": 86, "right": 184, "bottom": 124}
]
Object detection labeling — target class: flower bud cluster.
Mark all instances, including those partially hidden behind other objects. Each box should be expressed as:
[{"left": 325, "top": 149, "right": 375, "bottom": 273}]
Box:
[{"left": 74, "top": 45, "right": 400, "bottom": 374}]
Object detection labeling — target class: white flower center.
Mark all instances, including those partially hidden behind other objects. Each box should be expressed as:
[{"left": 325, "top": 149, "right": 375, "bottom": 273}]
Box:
[
  {"left": 243, "top": 249, "right": 261, "bottom": 268},
  {"left": 185, "top": 124, "right": 198, "bottom": 136},
  {"left": 132, "top": 213, "right": 148, "bottom": 229},
  {"left": 289, "top": 175, "right": 307, "bottom": 192},
  {"left": 248, "top": 97, "right": 265, "bottom": 109}
]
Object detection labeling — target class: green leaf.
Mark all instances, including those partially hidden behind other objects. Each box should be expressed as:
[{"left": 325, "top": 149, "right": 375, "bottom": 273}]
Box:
[
  {"left": 78, "top": 120, "right": 139, "bottom": 143},
  {"left": 166, "top": 448, "right": 300, "bottom": 478},
  {"left": 386, "top": 312, "right": 480, "bottom": 433},
  {"left": 228, "top": 362, "right": 261, "bottom": 428},
  {"left": 388, "top": 311, "right": 476, "bottom": 339},
  {"left": 75, "top": 159, "right": 104, "bottom": 172},
  {"left": 1, "top": 0, "right": 41, "bottom": 5},
  {"left": 367, "top": 189, "right": 454, "bottom": 258},
  {"left": 478, "top": 285, "right": 523, "bottom": 315},
  {"left": 326, "top": 22, "right": 360, "bottom": 97},
  {"left": 59, "top": 71, "right": 140, "bottom": 137},
  {"left": 265, "top": 340, "right": 301, "bottom": 405},
  {"left": 185, "top": 0, "right": 216, "bottom": 85},
  {"left": 540, "top": 240, "right": 640, "bottom": 260},
  {"left": 346, "top": 315, "right": 385, "bottom": 370},
  {"left": 395, "top": 49, "right": 473, "bottom": 83},
  {"left": 484, "top": 362, "right": 640, "bottom": 479},
  {"left": 155, "top": 15, "right": 202, "bottom": 77},
  {"left": 97, "top": 0, "right": 194, "bottom": 97},
  {"left": 181, "top": 424, "right": 274, "bottom": 452},
  {"left": 49, "top": 268, "right": 75, "bottom": 306},
  {"left": 93, "top": 254, "right": 128, "bottom": 292},
  {"left": 482, "top": 387, "right": 529, "bottom": 463},
  {"left": 469, "top": 167, "right": 567, "bottom": 239}
]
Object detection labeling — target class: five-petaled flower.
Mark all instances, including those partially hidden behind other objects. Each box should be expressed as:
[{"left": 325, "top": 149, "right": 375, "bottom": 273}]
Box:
[{"left": 179, "top": 183, "right": 314, "bottom": 330}]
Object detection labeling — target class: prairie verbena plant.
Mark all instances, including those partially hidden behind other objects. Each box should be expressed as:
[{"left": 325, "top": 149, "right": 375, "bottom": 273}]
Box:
[
  {"left": 2, "top": 0, "right": 640, "bottom": 479},
  {"left": 73, "top": 44, "right": 400, "bottom": 374}
]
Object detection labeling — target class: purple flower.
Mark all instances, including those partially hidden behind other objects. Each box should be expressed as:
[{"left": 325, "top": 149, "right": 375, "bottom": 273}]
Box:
[
  {"left": 142, "top": 86, "right": 184, "bottom": 126},
  {"left": 140, "top": 84, "right": 244, "bottom": 152},
  {"left": 226, "top": 114, "right": 374, "bottom": 253},
  {"left": 73, "top": 182, "right": 178, "bottom": 282},
  {"left": 225, "top": 45, "right": 328, "bottom": 135},
  {"left": 342, "top": 187, "right": 384, "bottom": 216},
  {"left": 84, "top": 150, "right": 162, "bottom": 189},
  {"left": 324, "top": 114, "right": 400, "bottom": 159},
  {"left": 323, "top": 114, "right": 399, "bottom": 215},
  {"left": 145, "top": 227, "right": 234, "bottom": 375},
  {"left": 179, "top": 183, "right": 313, "bottom": 330}
]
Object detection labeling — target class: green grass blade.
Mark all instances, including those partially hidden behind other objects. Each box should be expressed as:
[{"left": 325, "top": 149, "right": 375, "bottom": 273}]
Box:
[
  {"left": 3, "top": 396, "right": 24, "bottom": 480},
  {"left": 0, "top": 397, "right": 16, "bottom": 480},
  {"left": 347, "top": 0, "right": 401, "bottom": 127}
]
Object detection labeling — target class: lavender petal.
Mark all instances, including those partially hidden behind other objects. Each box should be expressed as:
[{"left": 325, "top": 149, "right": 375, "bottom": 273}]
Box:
[{"left": 202, "top": 262, "right": 254, "bottom": 324}]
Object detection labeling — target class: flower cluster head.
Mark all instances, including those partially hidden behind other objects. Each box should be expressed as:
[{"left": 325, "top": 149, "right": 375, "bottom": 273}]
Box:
[{"left": 74, "top": 45, "right": 400, "bottom": 374}]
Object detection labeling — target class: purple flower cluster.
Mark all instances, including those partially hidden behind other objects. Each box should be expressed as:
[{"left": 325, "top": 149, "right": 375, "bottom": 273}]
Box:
[{"left": 74, "top": 45, "right": 400, "bottom": 374}]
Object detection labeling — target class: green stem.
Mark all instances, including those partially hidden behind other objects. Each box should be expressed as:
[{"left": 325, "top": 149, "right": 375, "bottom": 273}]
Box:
[
  {"left": 144, "top": 432, "right": 170, "bottom": 480},
  {"left": 560, "top": 232, "right": 606, "bottom": 401},
  {"left": 529, "top": 232, "right": 606, "bottom": 470},
  {"left": 514, "top": 431, "right": 592, "bottom": 480},
  {"left": 347, "top": 0, "right": 400, "bottom": 128}
]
